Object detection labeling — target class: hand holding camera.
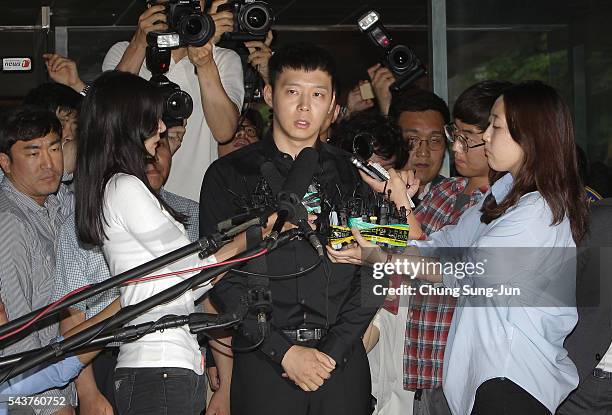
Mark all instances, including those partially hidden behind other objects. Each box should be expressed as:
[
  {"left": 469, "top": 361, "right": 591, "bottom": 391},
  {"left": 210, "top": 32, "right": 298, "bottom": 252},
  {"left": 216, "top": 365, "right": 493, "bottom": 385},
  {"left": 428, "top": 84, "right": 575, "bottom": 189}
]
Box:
[
  {"left": 367, "top": 63, "right": 395, "bottom": 116},
  {"left": 244, "top": 30, "right": 273, "bottom": 83},
  {"left": 346, "top": 81, "right": 375, "bottom": 116},
  {"left": 358, "top": 10, "right": 425, "bottom": 94},
  {"left": 209, "top": 0, "right": 235, "bottom": 45},
  {"left": 135, "top": 5, "right": 168, "bottom": 49}
]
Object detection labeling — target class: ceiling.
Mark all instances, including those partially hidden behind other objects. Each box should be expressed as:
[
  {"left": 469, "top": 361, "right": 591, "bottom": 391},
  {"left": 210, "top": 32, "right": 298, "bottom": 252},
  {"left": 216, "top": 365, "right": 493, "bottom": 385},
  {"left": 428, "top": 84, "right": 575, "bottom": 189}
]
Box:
[{"left": 0, "top": 0, "right": 596, "bottom": 28}]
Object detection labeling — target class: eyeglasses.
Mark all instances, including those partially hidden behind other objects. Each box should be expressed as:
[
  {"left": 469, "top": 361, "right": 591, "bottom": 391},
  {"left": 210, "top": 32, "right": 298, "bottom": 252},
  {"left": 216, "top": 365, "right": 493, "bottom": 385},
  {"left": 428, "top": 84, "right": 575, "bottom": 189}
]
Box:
[
  {"left": 444, "top": 123, "right": 485, "bottom": 153},
  {"left": 237, "top": 125, "right": 258, "bottom": 138},
  {"left": 405, "top": 134, "right": 446, "bottom": 151}
]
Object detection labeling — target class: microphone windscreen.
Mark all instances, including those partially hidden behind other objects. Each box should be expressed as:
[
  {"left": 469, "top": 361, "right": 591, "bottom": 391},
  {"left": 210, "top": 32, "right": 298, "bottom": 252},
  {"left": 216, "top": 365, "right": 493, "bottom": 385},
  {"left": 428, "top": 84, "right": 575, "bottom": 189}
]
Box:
[{"left": 279, "top": 147, "right": 319, "bottom": 200}]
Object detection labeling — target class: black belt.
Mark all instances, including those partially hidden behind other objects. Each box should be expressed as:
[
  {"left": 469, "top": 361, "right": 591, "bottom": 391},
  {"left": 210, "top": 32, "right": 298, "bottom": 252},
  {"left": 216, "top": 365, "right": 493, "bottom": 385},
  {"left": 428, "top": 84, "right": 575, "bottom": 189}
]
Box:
[
  {"left": 593, "top": 368, "right": 612, "bottom": 379},
  {"left": 282, "top": 328, "right": 327, "bottom": 342}
]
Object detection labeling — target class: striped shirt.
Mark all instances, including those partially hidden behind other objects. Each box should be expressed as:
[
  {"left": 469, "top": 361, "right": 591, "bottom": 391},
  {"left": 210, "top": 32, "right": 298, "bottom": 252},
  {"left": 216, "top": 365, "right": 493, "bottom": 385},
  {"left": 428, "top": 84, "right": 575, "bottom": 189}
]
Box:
[
  {"left": 0, "top": 178, "right": 76, "bottom": 414},
  {"left": 52, "top": 187, "right": 200, "bottom": 319}
]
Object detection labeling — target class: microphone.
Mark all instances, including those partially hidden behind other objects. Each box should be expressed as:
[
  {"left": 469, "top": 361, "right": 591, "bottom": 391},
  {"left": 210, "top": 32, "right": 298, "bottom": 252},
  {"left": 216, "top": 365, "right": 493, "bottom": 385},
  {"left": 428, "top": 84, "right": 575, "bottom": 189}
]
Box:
[
  {"left": 270, "top": 147, "right": 319, "bottom": 236},
  {"left": 268, "top": 148, "right": 325, "bottom": 257}
]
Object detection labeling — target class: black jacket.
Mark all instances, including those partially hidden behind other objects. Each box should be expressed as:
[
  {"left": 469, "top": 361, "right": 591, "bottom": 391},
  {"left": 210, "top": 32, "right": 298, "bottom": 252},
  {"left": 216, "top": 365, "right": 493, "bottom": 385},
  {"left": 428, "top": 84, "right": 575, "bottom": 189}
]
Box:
[
  {"left": 565, "top": 198, "right": 612, "bottom": 381},
  {"left": 199, "top": 136, "right": 380, "bottom": 366}
]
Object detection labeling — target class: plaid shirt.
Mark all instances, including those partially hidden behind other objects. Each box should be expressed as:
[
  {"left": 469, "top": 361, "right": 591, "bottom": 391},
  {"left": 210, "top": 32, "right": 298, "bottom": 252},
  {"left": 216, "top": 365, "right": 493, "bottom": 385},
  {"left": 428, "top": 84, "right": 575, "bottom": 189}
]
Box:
[{"left": 403, "top": 177, "right": 488, "bottom": 390}]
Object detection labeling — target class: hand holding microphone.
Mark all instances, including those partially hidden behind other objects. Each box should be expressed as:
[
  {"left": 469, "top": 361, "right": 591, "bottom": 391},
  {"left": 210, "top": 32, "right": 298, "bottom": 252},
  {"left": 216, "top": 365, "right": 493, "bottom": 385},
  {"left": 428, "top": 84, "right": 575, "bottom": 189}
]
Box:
[{"left": 359, "top": 167, "right": 420, "bottom": 210}]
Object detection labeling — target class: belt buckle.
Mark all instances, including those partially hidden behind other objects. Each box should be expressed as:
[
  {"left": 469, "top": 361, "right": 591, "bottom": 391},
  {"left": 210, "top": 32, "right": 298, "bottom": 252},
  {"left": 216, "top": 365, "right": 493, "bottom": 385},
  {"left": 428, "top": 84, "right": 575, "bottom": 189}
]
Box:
[
  {"left": 296, "top": 328, "right": 309, "bottom": 342},
  {"left": 593, "top": 368, "right": 611, "bottom": 379}
]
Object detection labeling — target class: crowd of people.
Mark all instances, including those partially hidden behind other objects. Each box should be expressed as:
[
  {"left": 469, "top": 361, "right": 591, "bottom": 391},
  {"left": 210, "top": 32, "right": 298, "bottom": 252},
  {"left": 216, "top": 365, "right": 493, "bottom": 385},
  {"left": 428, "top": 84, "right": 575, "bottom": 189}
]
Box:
[{"left": 0, "top": 1, "right": 611, "bottom": 415}]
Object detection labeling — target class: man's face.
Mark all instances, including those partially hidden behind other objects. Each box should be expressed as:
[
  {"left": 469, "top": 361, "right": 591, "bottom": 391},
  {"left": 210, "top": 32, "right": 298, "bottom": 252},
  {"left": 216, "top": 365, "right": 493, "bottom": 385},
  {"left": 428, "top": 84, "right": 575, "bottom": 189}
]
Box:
[
  {"left": 264, "top": 68, "right": 335, "bottom": 147},
  {"left": 56, "top": 108, "right": 77, "bottom": 146},
  {"left": 145, "top": 137, "right": 172, "bottom": 192},
  {"left": 451, "top": 119, "right": 489, "bottom": 178},
  {"left": 398, "top": 110, "right": 446, "bottom": 186},
  {"left": 56, "top": 108, "right": 78, "bottom": 174},
  {"left": 0, "top": 132, "right": 63, "bottom": 205}
]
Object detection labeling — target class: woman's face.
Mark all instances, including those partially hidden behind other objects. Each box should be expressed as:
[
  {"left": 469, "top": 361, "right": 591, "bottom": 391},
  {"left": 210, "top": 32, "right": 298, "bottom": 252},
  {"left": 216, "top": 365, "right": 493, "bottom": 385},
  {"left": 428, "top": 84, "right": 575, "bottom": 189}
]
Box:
[
  {"left": 483, "top": 97, "right": 524, "bottom": 177},
  {"left": 144, "top": 120, "right": 167, "bottom": 156}
]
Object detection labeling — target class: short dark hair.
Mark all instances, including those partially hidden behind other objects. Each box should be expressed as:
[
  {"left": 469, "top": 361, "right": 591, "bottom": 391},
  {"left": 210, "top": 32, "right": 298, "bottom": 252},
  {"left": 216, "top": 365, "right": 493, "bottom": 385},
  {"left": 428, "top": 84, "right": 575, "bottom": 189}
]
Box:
[
  {"left": 23, "top": 82, "right": 82, "bottom": 115},
  {"left": 452, "top": 80, "right": 513, "bottom": 131},
  {"left": 389, "top": 88, "right": 450, "bottom": 124},
  {"left": 0, "top": 106, "right": 62, "bottom": 155},
  {"left": 332, "top": 109, "right": 408, "bottom": 169},
  {"left": 241, "top": 108, "right": 265, "bottom": 138},
  {"left": 268, "top": 42, "right": 339, "bottom": 94}
]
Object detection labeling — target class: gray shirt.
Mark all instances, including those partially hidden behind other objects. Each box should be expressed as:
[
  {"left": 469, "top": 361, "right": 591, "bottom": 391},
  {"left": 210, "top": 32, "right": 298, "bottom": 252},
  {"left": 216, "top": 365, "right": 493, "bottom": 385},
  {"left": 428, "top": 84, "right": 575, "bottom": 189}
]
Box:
[{"left": 0, "top": 178, "right": 76, "bottom": 413}]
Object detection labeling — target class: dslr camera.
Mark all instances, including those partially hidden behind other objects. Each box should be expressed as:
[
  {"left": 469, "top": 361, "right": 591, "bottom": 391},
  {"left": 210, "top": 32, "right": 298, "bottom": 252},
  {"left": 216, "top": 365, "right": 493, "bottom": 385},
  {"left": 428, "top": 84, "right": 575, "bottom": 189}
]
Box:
[
  {"left": 150, "top": 75, "right": 194, "bottom": 129},
  {"left": 217, "top": 0, "right": 274, "bottom": 41},
  {"left": 145, "top": 47, "right": 193, "bottom": 129},
  {"left": 146, "top": 0, "right": 215, "bottom": 50},
  {"left": 358, "top": 10, "right": 426, "bottom": 93}
]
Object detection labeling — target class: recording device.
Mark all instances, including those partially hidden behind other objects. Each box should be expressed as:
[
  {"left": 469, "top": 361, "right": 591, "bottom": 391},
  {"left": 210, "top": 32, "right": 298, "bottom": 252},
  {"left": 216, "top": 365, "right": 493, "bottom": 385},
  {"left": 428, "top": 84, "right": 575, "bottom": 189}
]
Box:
[
  {"left": 350, "top": 155, "right": 389, "bottom": 182},
  {"left": 150, "top": 74, "right": 194, "bottom": 128},
  {"left": 357, "top": 10, "right": 426, "bottom": 93},
  {"left": 145, "top": 48, "right": 194, "bottom": 129},
  {"left": 217, "top": 0, "right": 274, "bottom": 41},
  {"left": 329, "top": 190, "right": 409, "bottom": 249},
  {"left": 147, "top": 0, "right": 215, "bottom": 49},
  {"left": 349, "top": 133, "right": 390, "bottom": 181}
]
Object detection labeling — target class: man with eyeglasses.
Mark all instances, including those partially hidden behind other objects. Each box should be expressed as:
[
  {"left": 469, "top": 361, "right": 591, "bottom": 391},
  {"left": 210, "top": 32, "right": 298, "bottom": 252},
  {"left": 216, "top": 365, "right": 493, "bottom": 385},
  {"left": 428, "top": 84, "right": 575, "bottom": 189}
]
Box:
[
  {"left": 218, "top": 109, "right": 264, "bottom": 157},
  {"left": 388, "top": 89, "right": 449, "bottom": 208}
]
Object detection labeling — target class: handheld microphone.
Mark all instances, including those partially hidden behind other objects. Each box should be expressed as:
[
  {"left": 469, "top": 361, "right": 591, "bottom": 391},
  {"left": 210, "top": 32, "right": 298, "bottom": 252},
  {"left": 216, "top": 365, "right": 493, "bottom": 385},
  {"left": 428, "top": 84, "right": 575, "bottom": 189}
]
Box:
[
  {"left": 270, "top": 147, "right": 319, "bottom": 236},
  {"left": 267, "top": 148, "right": 325, "bottom": 257}
]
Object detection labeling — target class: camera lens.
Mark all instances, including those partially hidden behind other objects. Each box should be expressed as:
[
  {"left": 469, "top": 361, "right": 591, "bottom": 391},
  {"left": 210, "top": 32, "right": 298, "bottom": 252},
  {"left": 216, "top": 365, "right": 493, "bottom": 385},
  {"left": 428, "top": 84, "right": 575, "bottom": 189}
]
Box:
[
  {"left": 246, "top": 7, "right": 267, "bottom": 29},
  {"left": 240, "top": 3, "right": 272, "bottom": 35},
  {"left": 184, "top": 16, "right": 202, "bottom": 36},
  {"left": 165, "top": 90, "right": 193, "bottom": 120},
  {"left": 394, "top": 51, "right": 409, "bottom": 66},
  {"left": 178, "top": 13, "right": 215, "bottom": 47},
  {"left": 388, "top": 45, "right": 415, "bottom": 73}
]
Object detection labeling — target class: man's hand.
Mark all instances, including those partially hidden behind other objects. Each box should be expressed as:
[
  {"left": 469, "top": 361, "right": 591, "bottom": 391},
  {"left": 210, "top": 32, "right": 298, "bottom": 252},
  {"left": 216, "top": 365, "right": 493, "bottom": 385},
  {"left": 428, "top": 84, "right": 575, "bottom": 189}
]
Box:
[
  {"left": 207, "top": 366, "right": 220, "bottom": 391},
  {"left": 78, "top": 391, "right": 114, "bottom": 415},
  {"left": 205, "top": 386, "right": 230, "bottom": 415},
  {"left": 244, "top": 30, "right": 273, "bottom": 84},
  {"left": 367, "top": 63, "right": 396, "bottom": 116},
  {"left": 188, "top": 42, "right": 215, "bottom": 69},
  {"left": 346, "top": 81, "right": 375, "bottom": 116},
  {"left": 167, "top": 120, "right": 187, "bottom": 155},
  {"left": 133, "top": 5, "right": 168, "bottom": 49},
  {"left": 210, "top": 0, "right": 234, "bottom": 45},
  {"left": 280, "top": 345, "right": 335, "bottom": 392},
  {"left": 43, "top": 54, "right": 86, "bottom": 93},
  {"left": 326, "top": 228, "right": 382, "bottom": 266}
]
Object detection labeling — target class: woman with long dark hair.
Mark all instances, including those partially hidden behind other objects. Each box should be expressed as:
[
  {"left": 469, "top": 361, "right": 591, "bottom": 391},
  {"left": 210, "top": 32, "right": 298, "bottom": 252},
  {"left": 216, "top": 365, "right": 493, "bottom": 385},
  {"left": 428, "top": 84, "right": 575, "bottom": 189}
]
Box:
[
  {"left": 73, "top": 71, "right": 260, "bottom": 415},
  {"left": 328, "top": 80, "right": 589, "bottom": 414}
]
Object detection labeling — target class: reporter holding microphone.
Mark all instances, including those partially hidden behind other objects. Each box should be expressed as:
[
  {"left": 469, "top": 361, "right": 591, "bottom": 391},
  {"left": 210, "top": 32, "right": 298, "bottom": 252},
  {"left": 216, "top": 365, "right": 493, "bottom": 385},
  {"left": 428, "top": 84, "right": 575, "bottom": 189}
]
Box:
[{"left": 328, "top": 81, "right": 588, "bottom": 415}]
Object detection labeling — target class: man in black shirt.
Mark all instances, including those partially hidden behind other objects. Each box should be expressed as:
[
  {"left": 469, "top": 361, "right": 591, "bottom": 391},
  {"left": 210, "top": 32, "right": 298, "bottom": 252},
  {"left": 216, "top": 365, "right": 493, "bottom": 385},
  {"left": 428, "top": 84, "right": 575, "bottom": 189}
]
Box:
[{"left": 200, "top": 42, "right": 378, "bottom": 415}]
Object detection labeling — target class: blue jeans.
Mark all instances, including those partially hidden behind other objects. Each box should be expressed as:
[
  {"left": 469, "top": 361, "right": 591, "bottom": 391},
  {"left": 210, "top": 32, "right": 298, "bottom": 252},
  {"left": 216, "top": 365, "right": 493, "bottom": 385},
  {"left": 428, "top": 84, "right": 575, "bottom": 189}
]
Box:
[{"left": 114, "top": 367, "right": 206, "bottom": 415}]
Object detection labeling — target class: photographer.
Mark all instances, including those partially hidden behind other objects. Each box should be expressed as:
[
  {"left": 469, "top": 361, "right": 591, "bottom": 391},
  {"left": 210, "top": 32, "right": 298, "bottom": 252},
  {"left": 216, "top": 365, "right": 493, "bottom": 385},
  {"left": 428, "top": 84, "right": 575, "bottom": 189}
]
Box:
[{"left": 102, "top": 0, "right": 245, "bottom": 202}]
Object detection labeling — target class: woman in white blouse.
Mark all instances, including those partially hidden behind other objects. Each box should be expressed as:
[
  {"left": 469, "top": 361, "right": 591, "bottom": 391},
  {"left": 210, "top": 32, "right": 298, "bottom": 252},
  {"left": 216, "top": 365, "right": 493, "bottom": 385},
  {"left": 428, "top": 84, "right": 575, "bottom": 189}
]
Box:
[
  {"left": 73, "top": 71, "right": 266, "bottom": 415},
  {"left": 329, "top": 81, "right": 589, "bottom": 415}
]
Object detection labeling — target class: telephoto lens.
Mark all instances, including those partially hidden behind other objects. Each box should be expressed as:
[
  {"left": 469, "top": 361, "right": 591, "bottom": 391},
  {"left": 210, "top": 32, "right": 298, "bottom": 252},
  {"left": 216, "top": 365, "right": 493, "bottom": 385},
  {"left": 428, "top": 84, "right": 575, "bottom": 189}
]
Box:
[
  {"left": 177, "top": 12, "right": 215, "bottom": 46},
  {"left": 239, "top": 2, "right": 273, "bottom": 36},
  {"left": 388, "top": 45, "right": 418, "bottom": 74}
]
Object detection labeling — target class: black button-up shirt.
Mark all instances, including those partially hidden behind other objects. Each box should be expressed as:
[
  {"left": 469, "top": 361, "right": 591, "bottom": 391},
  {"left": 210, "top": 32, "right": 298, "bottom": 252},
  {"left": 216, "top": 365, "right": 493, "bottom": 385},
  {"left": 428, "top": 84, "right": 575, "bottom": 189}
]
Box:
[{"left": 199, "top": 135, "right": 379, "bottom": 365}]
